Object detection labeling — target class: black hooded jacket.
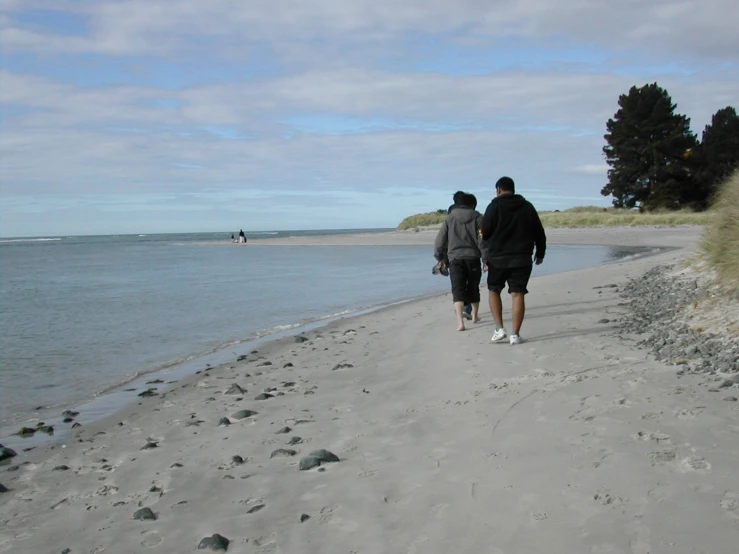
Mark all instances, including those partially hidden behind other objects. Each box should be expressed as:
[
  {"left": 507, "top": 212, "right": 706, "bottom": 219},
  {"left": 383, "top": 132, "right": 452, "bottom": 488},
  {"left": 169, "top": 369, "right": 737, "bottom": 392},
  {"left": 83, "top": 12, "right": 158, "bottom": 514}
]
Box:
[{"left": 479, "top": 194, "right": 546, "bottom": 267}]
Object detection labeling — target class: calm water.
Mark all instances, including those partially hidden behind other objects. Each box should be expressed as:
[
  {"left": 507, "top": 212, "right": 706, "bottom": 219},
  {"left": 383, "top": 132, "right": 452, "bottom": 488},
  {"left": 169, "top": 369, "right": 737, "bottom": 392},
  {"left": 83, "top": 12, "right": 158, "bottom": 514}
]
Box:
[{"left": 0, "top": 230, "right": 651, "bottom": 435}]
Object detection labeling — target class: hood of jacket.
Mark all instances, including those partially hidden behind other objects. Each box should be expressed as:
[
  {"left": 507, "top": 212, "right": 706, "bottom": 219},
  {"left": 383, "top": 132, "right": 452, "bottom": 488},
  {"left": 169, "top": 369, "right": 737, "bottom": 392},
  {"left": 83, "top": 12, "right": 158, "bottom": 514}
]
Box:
[
  {"left": 446, "top": 205, "right": 479, "bottom": 225},
  {"left": 494, "top": 194, "right": 529, "bottom": 212}
]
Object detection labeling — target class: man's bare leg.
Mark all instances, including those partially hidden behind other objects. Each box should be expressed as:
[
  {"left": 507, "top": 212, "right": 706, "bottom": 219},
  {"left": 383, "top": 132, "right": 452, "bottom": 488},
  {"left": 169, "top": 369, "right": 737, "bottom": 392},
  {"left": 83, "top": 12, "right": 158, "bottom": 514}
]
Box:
[
  {"left": 488, "top": 291, "right": 504, "bottom": 329},
  {"left": 454, "top": 301, "right": 466, "bottom": 331},
  {"left": 511, "top": 292, "right": 525, "bottom": 335},
  {"left": 472, "top": 302, "right": 481, "bottom": 323}
]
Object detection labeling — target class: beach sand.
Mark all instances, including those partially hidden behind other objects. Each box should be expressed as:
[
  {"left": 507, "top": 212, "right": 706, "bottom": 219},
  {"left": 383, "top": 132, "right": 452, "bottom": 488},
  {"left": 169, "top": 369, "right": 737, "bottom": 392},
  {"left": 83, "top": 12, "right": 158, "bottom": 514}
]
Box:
[{"left": 2, "top": 226, "right": 738, "bottom": 554}]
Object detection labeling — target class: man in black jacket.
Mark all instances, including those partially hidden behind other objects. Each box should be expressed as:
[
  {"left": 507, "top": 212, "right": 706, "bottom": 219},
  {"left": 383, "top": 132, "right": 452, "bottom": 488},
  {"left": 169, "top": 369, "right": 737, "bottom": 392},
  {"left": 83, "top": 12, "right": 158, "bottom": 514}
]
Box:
[{"left": 479, "top": 176, "right": 546, "bottom": 344}]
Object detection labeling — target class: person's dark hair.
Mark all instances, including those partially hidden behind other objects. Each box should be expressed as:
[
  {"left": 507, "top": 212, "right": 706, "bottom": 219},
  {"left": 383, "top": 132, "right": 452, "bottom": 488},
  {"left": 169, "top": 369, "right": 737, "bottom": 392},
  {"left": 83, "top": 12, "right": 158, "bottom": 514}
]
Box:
[
  {"left": 464, "top": 193, "right": 477, "bottom": 209},
  {"left": 452, "top": 190, "right": 465, "bottom": 204},
  {"left": 495, "top": 176, "right": 515, "bottom": 193}
]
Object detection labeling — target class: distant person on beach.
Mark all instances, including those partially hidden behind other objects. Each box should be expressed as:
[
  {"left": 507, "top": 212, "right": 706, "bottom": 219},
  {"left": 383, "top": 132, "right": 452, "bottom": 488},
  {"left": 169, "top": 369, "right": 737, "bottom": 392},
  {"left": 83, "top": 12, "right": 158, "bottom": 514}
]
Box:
[
  {"left": 447, "top": 191, "right": 474, "bottom": 320},
  {"left": 238, "top": 229, "right": 246, "bottom": 244},
  {"left": 435, "top": 192, "right": 483, "bottom": 331},
  {"left": 479, "top": 176, "right": 546, "bottom": 345},
  {"left": 231, "top": 233, "right": 236, "bottom": 242}
]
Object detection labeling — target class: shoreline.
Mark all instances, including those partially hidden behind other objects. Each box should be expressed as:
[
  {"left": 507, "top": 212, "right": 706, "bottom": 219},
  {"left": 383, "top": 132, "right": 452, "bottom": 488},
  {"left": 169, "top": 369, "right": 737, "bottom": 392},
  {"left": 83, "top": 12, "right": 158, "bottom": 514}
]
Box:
[
  {"left": 5, "top": 225, "right": 739, "bottom": 553},
  {"left": 0, "top": 234, "right": 679, "bottom": 449}
]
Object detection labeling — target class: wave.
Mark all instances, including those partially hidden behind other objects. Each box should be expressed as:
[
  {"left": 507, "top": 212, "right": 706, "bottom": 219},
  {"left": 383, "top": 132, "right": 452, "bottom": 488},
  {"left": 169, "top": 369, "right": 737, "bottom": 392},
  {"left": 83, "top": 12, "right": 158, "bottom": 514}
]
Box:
[{"left": 0, "top": 237, "right": 62, "bottom": 244}]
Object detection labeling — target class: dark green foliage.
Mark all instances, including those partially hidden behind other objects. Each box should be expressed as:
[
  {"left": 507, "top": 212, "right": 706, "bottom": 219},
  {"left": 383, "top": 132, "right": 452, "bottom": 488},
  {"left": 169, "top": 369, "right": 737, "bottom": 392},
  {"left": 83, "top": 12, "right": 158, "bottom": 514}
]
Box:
[
  {"left": 696, "top": 106, "right": 739, "bottom": 204},
  {"left": 601, "top": 83, "right": 698, "bottom": 210}
]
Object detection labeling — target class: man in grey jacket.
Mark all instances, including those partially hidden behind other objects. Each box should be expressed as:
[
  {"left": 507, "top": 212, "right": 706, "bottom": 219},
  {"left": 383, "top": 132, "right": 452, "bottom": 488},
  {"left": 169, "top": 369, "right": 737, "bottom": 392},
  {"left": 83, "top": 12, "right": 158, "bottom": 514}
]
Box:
[{"left": 434, "top": 194, "right": 483, "bottom": 331}]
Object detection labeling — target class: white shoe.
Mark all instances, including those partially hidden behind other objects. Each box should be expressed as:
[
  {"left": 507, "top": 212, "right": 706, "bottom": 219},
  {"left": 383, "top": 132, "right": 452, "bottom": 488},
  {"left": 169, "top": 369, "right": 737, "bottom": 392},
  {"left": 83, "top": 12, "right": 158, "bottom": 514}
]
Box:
[
  {"left": 509, "top": 334, "right": 523, "bottom": 345},
  {"left": 490, "top": 328, "right": 507, "bottom": 343}
]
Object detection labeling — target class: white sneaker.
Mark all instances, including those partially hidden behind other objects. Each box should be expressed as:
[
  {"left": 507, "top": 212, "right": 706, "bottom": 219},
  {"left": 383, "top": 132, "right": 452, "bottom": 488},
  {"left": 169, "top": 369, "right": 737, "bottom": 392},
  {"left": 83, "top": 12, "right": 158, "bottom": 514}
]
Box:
[
  {"left": 509, "top": 334, "right": 523, "bottom": 345},
  {"left": 490, "top": 328, "right": 507, "bottom": 343}
]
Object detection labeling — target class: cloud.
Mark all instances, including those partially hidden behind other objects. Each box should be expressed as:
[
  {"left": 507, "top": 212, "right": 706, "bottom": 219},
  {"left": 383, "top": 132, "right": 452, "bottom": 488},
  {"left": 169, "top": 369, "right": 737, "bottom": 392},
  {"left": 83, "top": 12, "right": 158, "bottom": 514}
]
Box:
[{"left": 1, "top": 0, "right": 738, "bottom": 235}]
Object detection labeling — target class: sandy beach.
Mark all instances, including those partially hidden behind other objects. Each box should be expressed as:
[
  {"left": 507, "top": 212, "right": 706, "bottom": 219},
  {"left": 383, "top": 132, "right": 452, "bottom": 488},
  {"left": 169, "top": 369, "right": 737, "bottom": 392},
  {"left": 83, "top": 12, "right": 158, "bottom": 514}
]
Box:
[{"left": 2, "top": 226, "right": 738, "bottom": 554}]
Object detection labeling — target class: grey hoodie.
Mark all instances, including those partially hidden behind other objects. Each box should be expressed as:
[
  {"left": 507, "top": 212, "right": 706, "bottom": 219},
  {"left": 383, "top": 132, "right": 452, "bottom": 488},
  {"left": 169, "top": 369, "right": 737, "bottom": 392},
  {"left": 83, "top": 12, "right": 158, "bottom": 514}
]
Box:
[{"left": 434, "top": 206, "right": 482, "bottom": 262}]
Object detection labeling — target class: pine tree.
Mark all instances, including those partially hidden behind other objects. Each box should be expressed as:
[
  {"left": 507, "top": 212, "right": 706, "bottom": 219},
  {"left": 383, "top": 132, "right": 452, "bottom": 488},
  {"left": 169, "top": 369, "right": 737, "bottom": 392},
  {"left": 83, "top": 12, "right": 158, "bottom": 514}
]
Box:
[
  {"left": 601, "top": 83, "right": 698, "bottom": 210},
  {"left": 697, "top": 106, "right": 739, "bottom": 204}
]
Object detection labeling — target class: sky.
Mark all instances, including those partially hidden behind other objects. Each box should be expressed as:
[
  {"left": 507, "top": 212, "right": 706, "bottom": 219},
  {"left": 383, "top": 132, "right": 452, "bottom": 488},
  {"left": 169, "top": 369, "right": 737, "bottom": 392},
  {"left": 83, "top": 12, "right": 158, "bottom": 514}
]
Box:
[{"left": 1, "top": 0, "right": 738, "bottom": 237}]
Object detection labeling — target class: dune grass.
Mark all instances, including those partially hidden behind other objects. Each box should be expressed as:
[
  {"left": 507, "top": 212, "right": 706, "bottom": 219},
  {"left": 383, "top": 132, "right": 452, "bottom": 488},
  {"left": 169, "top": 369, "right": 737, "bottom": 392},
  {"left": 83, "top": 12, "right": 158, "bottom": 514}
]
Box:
[
  {"left": 398, "top": 205, "right": 712, "bottom": 230},
  {"left": 539, "top": 206, "right": 712, "bottom": 228},
  {"left": 701, "top": 170, "right": 739, "bottom": 286},
  {"left": 397, "top": 211, "right": 447, "bottom": 230}
]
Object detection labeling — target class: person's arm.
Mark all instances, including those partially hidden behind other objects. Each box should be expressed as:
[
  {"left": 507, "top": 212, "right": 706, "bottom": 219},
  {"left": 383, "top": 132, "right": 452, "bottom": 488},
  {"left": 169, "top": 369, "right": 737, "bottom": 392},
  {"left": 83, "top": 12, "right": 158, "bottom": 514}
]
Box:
[
  {"left": 531, "top": 206, "right": 546, "bottom": 264},
  {"left": 434, "top": 220, "right": 449, "bottom": 262},
  {"left": 479, "top": 200, "right": 497, "bottom": 240}
]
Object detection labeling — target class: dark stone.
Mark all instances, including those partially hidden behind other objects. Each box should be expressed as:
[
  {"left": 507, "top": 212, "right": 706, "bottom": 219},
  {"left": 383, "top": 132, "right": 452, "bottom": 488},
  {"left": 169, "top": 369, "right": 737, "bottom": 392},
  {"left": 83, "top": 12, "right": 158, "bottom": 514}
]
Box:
[
  {"left": 141, "top": 441, "right": 158, "bottom": 450},
  {"left": 295, "top": 336, "right": 309, "bottom": 343},
  {"left": 247, "top": 504, "right": 265, "bottom": 514},
  {"left": 223, "top": 475, "right": 234, "bottom": 479},
  {"left": 217, "top": 417, "right": 231, "bottom": 426},
  {"left": 598, "top": 319, "right": 610, "bottom": 324},
  {"left": 300, "top": 513, "right": 310, "bottom": 522},
  {"left": 146, "top": 379, "right": 164, "bottom": 384},
  {"left": 231, "top": 410, "right": 258, "bottom": 420},
  {"left": 53, "top": 465, "right": 70, "bottom": 471},
  {"left": 270, "top": 449, "right": 297, "bottom": 458},
  {"left": 61, "top": 550, "right": 71, "bottom": 554},
  {"left": 171, "top": 463, "right": 183, "bottom": 468},
  {"left": 237, "top": 354, "right": 247, "bottom": 361},
  {"left": 299, "top": 456, "right": 320, "bottom": 471},
  {"left": 310, "top": 449, "right": 340, "bottom": 463},
  {"left": 287, "top": 436, "right": 302, "bottom": 445},
  {"left": 198, "top": 533, "right": 230, "bottom": 551},
  {"left": 15, "top": 427, "right": 36, "bottom": 436},
  {"left": 254, "top": 393, "right": 273, "bottom": 401},
  {"left": 0, "top": 445, "right": 18, "bottom": 462},
  {"left": 0, "top": 483, "right": 9, "bottom": 493},
  {"left": 331, "top": 363, "right": 354, "bottom": 370},
  {"left": 62, "top": 410, "right": 79, "bottom": 418},
  {"left": 138, "top": 389, "right": 158, "bottom": 397},
  {"left": 724, "top": 396, "right": 738, "bottom": 402},
  {"left": 231, "top": 455, "right": 244, "bottom": 465},
  {"left": 39, "top": 425, "right": 55, "bottom": 435},
  {"left": 72, "top": 422, "right": 81, "bottom": 428},
  {"left": 256, "top": 361, "right": 272, "bottom": 367},
  {"left": 225, "top": 384, "right": 245, "bottom": 395},
  {"left": 133, "top": 507, "right": 157, "bottom": 520},
  {"left": 304, "top": 391, "right": 315, "bottom": 395},
  {"left": 6, "top": 465, "right": 19, "bottom": 472},
  {"left": 275, "top": 426, "right": 291, "bottom": 434},
  {"left": 283, "top": 363, "right": 294, "bottom": 368},
  {"left": 282, "top": 381, "right": 296, "bottom": 387}
]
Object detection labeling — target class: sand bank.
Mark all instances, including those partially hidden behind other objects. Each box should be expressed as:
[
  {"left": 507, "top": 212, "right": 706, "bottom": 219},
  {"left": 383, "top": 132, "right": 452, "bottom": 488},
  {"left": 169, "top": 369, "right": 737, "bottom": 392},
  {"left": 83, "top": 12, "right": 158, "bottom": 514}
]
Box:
[{"left": 2, "top": 226, "right": 737, "bottom": 554}]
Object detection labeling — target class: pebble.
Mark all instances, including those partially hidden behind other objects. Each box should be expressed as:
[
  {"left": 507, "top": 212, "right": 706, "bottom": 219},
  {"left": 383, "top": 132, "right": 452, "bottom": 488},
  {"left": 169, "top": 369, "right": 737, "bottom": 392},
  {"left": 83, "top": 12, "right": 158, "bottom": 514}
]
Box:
[
  {"left": 287, "top": 436, "right": 302, "bottom": 445},
  {"left": 217, "top": 417, "right": 231, "bottom": 426},
  {"left": 237, "top": 354, "right": 247, "bottom": 361},
  {"left": 295, "top": 336, "right": 309, "bottom": 343},
  {"left": 231, "top": 455, "right": 244, "bottom": 465},
  {"left": 198, "top": 533, "right": 230, "bottom": 552},
  {"left": 53, "top": 465, "right": 70, "bottom": 471},
  {"left": 332, "top": 363, "right": 354, "bottom": 370},
  {"left": 15, "top": 427, "right": 36, "bottom": 436},
  {"left": 724, "top": 396, "right": 738, "bottom": 402},
  {"left": 299, "top": 449, "right": 340, "bottom": 470},
  {"left": 283, "top": 363, "right": 294, "bottom": 368},
  {"left": 254, "top": 393, "right": 273, "bottom": 401},
  {"left": 141, "top": 441, "right": 158, "bottom": 450},
  {"left": 270, "top": 449, "right": 297, "bottom": 458},
  {"left": 231, "top": 410, "right": 258, "bottom": 420},
  {"left": 256, "top": 361, "right": 272, "bottom": 367},
  {"left": 246, "top": 504, "right": 265, "bottom": 514},
  {"left": 0, "top": 483, "right": 9, "bottom": 493},
  {"left": 275, "top": 426, "right": 292, "bottom": 434},
  {"left": 300, "top": 513, "right": 310, "bottom": 522},
  {"left": 171, "top": 463, "right": 184, "bottom": 468},
  {"left": 282, "top": 381, "right": 296, "bottom": 387},
  {"left": 133, "top": 507, "right": 157, "bottom": 520},
  {"left": 0, "top": 445, "right": 17, "bottom": 462},
  {"left": 138, "top": 389, "right": 158, "bottom": 397},
  {"left": 62, "top": 410, "right": 79, "bottom": 418},
  {"left": 225, "top": 384, "right": 245, "bottom": 395},
  {"left": 598, "top": 318, "right": 610, "bottom": 324}
]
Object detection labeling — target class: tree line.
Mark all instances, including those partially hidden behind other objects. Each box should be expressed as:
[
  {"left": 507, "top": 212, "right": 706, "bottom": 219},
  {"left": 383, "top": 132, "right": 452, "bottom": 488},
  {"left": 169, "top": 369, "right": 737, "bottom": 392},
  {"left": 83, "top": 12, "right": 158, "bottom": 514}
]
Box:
[{"left": 601, "top": 83, "right": 739, "bottom": 211}]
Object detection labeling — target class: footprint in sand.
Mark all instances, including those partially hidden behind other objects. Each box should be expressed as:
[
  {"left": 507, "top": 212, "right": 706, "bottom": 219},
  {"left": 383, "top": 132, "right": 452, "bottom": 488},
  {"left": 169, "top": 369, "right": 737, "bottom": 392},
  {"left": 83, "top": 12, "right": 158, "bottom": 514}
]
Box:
[
  {"left": 648, "top": 449, "right": 677, "bottom": 465},
  {"left": 678, "top": 456, "right": 710, "bottom": 473},
  {"left": 647, "top": 482, "right": 672, "bottom": 502},
  {"left": 141, "top": 531, "right": 163, "bottom": 547},
  {"left": 675, "top": 408, "right": 702, "bottom": 420},
  {"left": 633, "top": 431, "right": 671, "bottom": 444},
  {"left": 720, "top": 491, "right": 739, "bottom": 519}
]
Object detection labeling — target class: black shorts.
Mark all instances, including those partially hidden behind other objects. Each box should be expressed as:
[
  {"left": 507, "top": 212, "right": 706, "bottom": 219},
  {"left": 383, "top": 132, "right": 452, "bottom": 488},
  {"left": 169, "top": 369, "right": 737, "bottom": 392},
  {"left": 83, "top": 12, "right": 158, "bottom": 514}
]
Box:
[
  {"left": 449, "top": 258, "right": 482, "bottom": 304},
  {"left": 486, "top": 264, "right": 533, "bottom": 294}
]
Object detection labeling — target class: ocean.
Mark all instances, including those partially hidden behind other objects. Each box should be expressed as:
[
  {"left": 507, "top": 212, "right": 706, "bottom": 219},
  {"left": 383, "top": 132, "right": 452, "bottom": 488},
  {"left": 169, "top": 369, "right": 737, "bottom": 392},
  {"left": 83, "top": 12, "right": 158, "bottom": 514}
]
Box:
[{"left": 0, "top": 230, "right": 652, "bottom": 440}]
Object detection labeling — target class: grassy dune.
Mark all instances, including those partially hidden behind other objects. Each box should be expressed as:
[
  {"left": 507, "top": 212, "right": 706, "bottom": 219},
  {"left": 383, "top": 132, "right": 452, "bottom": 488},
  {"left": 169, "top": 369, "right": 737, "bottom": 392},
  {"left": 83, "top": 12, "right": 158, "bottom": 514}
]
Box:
[
  {"left": 398, "top": 206, "right": 712, "bottom": 230},
  {"left": 701, "top": 170, "right": 739, "bottom": 285},
  {"left": 539, "top": 206, "right": 711, "bottom": 228},
  {"left": 397, "top": 211, "right": 447, "bottom": 230}
]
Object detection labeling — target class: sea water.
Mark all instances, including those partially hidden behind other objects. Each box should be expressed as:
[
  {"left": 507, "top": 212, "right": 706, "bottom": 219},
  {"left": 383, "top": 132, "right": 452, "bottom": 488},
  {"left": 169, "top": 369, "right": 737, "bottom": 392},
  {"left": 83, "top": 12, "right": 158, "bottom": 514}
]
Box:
[{"left": 0, "top": 230, "right": 651, "bottom": 435}]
